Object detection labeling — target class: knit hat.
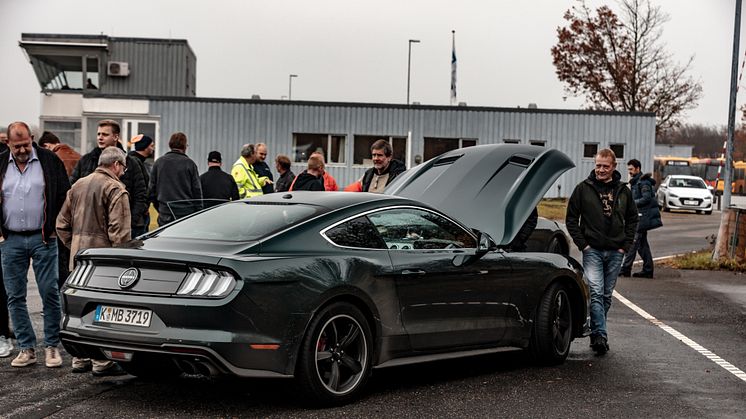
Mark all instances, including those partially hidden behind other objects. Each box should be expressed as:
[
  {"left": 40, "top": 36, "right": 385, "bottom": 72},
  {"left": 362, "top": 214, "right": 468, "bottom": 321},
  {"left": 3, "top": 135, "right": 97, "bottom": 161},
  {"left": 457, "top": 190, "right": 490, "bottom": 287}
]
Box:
[{"left": 131, "top": 134, "right": 153, "bottom": 151}]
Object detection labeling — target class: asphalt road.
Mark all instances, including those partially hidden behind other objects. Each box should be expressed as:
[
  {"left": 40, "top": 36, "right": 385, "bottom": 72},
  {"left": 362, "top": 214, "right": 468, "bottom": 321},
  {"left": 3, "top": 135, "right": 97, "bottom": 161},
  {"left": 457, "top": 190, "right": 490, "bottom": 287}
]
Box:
[{"left": 1, "top": 210, "right": 744, "bottom": 418}]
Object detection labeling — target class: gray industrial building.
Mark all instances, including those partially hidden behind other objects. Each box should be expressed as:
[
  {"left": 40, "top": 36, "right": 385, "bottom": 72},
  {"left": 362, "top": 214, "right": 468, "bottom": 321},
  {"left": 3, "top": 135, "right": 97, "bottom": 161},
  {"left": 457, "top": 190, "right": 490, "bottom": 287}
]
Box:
[{"left": 19, "top": 33, "right": 656, "bottom": 196}]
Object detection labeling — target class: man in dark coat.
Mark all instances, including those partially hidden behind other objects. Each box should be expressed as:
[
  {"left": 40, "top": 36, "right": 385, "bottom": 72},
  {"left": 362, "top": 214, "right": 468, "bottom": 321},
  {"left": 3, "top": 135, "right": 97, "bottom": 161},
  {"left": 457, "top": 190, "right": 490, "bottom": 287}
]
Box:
[
  {"left": 620, "top": 159, "right": 661, "bottom": 278},
  {"left": 274, "top": 154, "right": 295, "bottom": 193},
  {"left": 566, "top": 148, "right": 638, "bottom": 355},
  {"left": 290, "top": 156, "right": 325, "bottom": 191},
  {"left": 361, "top": 139, "right": 406, "bottom": 193},
  {"left": 0, "top": 122, "right": 70, "bottom": 368},
  {"left": 128, "top": 134, "right": 155, "bottom": 236},
  {"left": 149, "top": 132, "right": 202, "bottom": 226},
  {"left": 254, "top": 143, "right": 274, "bottom": 194},
  {"left": 200, "top": 151, "right": 239, "bottom": 202},
  {"left": 70, "top": 120, "right": 148, "bottom": 237}
]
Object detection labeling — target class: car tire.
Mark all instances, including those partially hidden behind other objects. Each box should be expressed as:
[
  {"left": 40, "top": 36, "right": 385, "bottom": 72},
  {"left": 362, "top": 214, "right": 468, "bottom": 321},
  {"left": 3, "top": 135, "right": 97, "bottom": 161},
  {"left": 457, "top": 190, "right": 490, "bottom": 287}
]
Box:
[
  {"left": 296, "top": 302, "right": 373, "bottom": 406},
  {"left": 529, "top": 282, "right": 573, "bottom": 366},
  {"left": 546, "top": 236, "right": 567, "bottom": 256},
  {"left": 705, "top": 210, "right": 713, "bottom": 215}
]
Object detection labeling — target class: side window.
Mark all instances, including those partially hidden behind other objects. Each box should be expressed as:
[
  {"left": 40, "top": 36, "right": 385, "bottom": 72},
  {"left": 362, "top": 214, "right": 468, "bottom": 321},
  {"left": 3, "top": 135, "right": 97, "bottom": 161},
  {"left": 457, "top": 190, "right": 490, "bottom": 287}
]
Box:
[
  {"left": 324, "top": 216, "right": 386, "bottom": 249},
  {"left": 367, "top": 208, "right": 477, "bottom": 250}
]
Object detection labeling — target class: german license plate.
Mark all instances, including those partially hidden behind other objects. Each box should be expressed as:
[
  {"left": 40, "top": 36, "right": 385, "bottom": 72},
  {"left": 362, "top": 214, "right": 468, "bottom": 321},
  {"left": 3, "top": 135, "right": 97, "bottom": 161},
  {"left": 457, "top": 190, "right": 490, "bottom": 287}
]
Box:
[
  {"left": 684, "top": 200, "right": 698, "bottom": 205},
  {"left": 95, "top": 305, "right": 152, "bottom": 327}
]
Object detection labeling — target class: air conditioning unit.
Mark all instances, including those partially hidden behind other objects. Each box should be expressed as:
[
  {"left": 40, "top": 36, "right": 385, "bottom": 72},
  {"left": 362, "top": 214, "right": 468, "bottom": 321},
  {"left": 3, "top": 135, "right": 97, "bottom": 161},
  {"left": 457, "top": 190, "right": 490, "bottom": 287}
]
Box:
[{"left": 107, "top": 61, "right": 130, "bottom": 77}]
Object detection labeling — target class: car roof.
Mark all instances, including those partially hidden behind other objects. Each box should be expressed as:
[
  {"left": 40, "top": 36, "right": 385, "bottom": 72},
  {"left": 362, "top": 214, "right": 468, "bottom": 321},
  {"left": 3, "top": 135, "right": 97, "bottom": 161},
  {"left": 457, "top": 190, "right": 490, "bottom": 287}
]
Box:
[
  {"left": 243, "top": 191, "right": 418, "bottom": 211},
  {"left": 667, "top": 175, "right": 704, "bottom": 180}
]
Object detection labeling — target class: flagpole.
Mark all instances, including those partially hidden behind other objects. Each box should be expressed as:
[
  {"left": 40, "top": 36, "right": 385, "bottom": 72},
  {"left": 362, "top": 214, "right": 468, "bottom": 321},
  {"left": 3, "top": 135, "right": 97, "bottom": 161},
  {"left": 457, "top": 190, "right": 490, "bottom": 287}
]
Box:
[{"left": 450, "top": 30, "right": 457, "bottom": 106}]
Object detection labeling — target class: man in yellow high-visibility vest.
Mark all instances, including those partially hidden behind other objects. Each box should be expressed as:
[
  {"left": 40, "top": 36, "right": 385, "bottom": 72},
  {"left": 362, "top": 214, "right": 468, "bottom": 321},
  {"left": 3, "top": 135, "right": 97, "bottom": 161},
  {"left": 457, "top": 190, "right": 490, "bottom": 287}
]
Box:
[{"left": 232, "top": 144, "right": 271, "bottom": 198}]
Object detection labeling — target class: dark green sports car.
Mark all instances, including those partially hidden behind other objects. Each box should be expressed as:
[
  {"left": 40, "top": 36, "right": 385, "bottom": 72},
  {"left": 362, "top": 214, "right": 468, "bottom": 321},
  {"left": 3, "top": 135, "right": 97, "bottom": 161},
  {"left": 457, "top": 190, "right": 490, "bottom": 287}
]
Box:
[{"left": 60, "top": 144, "right": 588, "bottom": 406}]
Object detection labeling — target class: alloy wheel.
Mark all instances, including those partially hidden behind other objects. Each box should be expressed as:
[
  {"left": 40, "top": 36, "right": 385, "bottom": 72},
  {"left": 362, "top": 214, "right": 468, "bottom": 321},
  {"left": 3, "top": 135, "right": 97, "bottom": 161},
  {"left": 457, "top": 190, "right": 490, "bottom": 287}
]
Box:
[{"left": 314, "top": 314, "right": 368, "bottom": 395}]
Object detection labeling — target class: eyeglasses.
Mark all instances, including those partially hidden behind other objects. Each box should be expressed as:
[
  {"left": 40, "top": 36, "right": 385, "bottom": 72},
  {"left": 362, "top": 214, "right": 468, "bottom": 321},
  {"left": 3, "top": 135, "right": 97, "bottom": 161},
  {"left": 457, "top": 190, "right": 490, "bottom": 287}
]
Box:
[{"left": 117, "top": 161, "right": 128, "bottom": 173}]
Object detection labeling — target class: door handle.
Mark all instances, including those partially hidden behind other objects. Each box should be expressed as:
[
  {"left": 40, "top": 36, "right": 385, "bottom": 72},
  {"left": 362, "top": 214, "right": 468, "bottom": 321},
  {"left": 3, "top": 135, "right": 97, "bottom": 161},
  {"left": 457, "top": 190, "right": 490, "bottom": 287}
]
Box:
[{"left": 401, "top": 269, "right": 426, "bottom": 275}]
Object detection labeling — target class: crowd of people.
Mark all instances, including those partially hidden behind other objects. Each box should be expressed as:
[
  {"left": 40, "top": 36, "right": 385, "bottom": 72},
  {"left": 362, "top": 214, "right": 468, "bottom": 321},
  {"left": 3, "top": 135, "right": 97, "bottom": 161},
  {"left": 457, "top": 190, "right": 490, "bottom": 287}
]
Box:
[
  {"left": 0, "top": 120, "right": 407, "bottom": 374},
  {"left": 0, "top": 120, "right": 661, "bottom": 371}
]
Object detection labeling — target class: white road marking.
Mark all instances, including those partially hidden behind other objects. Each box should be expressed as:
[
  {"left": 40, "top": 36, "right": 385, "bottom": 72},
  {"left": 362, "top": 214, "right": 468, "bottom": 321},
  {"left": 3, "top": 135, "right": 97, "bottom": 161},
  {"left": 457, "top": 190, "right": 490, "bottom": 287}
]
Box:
[{"left": 613, "top": 290, "right": 746, "bottom": 383}]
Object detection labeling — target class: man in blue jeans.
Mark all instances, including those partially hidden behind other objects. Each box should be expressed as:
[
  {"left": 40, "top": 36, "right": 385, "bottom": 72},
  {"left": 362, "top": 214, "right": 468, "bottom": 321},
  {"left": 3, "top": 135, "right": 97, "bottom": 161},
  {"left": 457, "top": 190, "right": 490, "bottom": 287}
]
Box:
[
  {"left": 0, "top": 122, "right": 70, "bottom": 368},
  {"left": 566, "top": 148, "right": 638, "bottom": 355}
]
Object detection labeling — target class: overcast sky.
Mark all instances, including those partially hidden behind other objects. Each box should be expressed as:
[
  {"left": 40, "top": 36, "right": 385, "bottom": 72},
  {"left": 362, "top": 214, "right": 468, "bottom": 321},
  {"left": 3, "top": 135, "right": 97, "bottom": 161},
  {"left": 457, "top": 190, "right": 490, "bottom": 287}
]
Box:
[{"left": 0, "top": 0, "right": 740, "bottom": 129}]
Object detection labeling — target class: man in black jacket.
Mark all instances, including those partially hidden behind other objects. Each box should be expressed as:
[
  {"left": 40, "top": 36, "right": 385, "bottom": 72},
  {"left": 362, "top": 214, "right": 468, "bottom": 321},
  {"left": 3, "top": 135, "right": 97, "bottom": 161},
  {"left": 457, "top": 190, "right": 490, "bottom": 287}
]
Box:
[
  {"left": 566, "top": 148, "right": 638, "bottom": 355},
  {"left": 254, "top": 143, "right": 274, "bottom": 194},
  {"left": 274, "top": 154, "right": 295, "bottom": 193},
  {"left": 290, "top": 156, "right": 325, "bottom": 191},
  {"left": 200, "top": 151, "right": 239, "bottom": 202},
  {"left": 128, "top": 134, "right": 154, "bottom": 236},
  {"left": 361, "top": 139, "right": 406, "bottom": 193},
  {"left": 620, "top": 159, "right": 661, "bottom": 278},
  {"left": 0, "top": 122, "right": 70, "bottom": 368},
  {"left": 71, "top": 120, "right": 147, "bottom": 236},
  {"left": 149, "top": 132, "right": 202, "bottom": 226}
]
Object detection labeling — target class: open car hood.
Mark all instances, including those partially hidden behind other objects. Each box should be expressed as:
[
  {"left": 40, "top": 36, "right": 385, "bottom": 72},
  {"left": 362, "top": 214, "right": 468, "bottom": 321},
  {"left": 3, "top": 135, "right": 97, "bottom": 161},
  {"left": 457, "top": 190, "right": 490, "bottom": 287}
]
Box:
[{"left": 384, "top": 144, "right": 574, "bottom": 246}]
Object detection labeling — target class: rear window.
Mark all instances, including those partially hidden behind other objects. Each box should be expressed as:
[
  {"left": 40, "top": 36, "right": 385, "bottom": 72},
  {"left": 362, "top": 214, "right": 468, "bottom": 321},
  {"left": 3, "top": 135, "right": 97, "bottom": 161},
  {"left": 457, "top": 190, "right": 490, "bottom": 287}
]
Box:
[{"left": 157, "top": 202, "right": 321, "bottom": 241}]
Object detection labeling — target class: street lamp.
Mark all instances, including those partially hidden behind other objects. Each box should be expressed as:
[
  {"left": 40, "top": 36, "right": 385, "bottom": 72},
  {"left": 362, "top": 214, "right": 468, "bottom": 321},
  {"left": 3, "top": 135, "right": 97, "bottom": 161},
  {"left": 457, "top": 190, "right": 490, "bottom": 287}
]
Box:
[
  {"left": 288, "top": 74, "right": 298, "bottom": 100},
  {"left": 407, "top": 39, "right": 420, "bottom": 105}
]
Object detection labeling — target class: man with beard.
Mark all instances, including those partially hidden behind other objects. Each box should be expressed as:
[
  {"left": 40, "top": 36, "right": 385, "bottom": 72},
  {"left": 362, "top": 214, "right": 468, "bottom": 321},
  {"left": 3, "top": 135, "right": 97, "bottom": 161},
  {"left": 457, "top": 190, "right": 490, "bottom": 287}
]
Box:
[
  {"left": 566, "top": 148, "right": 638, "bottom": 356},
  {"left": 0, "top": 122, "right": 69, "bottom": 368}
]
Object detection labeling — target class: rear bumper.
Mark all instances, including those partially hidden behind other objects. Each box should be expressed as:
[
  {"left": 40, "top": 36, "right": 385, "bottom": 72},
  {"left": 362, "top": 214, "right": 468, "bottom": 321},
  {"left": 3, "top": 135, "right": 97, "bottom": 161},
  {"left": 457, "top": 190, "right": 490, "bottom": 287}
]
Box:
[{"left": 61, "top": 287, "right": 308, "bottom": 377}]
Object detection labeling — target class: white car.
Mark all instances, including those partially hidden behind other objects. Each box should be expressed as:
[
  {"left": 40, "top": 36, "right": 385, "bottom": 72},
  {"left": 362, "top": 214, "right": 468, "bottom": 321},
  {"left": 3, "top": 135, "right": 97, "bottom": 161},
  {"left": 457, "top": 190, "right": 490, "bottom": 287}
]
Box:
[{"left": 657, "top": 175, "right": 713, "bottom": 214}]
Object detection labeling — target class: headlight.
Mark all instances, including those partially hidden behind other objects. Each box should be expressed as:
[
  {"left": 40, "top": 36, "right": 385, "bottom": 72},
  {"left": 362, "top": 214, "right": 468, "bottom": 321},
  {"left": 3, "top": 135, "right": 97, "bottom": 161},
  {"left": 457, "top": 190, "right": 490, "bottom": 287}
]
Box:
[
  {"left": 704, "top": 196, "right": 712, "bottom": 200},
  {"left": 668, "top": 192, "right": 678, "bottom": 198},
  {"left": 177, "top": 267, "right": 237, "bottom": 297}
]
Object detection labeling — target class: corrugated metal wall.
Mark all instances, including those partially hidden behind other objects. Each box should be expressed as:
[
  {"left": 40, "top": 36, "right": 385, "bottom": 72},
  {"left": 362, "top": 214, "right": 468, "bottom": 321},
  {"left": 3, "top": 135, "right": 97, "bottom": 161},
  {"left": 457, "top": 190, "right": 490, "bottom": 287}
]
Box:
[
  {"left": 150, "top": 100, "right": 655, "bottom": 196},
  {"left": 102, "top": 39, "right": 196, "bottom": 97}
]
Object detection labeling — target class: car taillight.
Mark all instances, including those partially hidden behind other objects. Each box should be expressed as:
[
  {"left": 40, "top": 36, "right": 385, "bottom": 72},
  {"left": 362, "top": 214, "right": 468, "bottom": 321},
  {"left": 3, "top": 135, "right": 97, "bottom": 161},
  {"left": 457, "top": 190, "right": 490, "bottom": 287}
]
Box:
[
  {"left": 176, "top": 267, "right": 236, "bottom": 297},
  {"left": 66, "top": 260, "right": 94, "bottom": 287}
]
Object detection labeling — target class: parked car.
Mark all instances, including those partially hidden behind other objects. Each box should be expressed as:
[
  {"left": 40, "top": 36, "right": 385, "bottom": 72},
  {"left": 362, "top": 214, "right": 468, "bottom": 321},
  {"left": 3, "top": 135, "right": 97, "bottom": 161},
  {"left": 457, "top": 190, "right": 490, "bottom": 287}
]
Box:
[
  {"left": 60, "top": 144, "right": 588, "bottom": 406},
  {"left": 656, "top": 175, "right": 713, "bottom": 214}
]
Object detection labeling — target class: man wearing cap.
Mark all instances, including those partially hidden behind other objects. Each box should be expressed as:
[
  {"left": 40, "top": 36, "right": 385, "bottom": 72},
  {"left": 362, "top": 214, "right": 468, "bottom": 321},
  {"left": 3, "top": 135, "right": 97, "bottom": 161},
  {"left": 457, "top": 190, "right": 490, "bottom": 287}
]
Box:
[
  {"left": 128, "top": 134, "right": 155, "bottom": 236},
  {"left": 200, "top": 151, "right": 239, "bottom": 202}
]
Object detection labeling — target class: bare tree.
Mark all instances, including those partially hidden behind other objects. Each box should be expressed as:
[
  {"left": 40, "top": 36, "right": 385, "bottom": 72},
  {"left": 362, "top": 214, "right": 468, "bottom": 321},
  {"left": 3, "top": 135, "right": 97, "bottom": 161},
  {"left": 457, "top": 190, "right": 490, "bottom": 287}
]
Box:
[{"left": 551, "top": 0, "right": 703, "bottom": 135}]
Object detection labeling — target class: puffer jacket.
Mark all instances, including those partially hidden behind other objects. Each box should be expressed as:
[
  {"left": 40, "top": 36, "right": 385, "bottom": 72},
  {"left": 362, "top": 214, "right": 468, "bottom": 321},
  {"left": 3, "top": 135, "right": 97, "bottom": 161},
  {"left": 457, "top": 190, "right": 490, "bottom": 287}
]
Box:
[
  {"left": 630, "top": 172, "right": 662, "bottom": 231},
  {"left": 566, "top": 170, "right": 639, "bottom": 252},
  {"left": 56, "top": 167, "right": 131, "bottom": 271}
]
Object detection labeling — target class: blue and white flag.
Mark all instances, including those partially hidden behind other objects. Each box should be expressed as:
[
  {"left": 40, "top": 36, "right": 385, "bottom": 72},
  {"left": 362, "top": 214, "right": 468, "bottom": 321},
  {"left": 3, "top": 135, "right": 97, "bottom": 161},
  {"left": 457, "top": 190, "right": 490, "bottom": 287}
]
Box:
[{"left": 450, "top": 31, "right": 457, "bottom": 105}]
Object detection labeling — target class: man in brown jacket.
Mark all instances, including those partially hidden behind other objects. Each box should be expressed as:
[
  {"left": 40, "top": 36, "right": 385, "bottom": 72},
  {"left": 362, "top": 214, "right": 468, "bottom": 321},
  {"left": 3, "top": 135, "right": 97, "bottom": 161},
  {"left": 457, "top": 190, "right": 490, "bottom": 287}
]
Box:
[{"left": 56, "top": 146, "right": 131, "bottom": 376}]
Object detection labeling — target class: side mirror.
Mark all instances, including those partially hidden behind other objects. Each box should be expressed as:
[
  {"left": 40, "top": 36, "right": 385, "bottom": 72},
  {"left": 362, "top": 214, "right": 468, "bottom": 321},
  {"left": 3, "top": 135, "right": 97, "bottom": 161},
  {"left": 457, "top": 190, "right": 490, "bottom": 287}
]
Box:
[{"left": 477, "top": 232, "right": 498, "bottom": 253}]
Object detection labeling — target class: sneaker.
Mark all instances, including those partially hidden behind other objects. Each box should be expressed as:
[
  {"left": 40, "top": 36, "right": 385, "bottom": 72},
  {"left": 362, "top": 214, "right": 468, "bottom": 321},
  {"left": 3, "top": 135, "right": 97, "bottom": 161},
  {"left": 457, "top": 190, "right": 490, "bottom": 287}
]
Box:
[
  {"left": 619, "top": 270, "right": 631, "bottom": 277},
  {"left": 92, "top": 361, "right": 127, "bottom": 377},
  {"left": 632, "top": 272, "right": 654, "bottom": 278},
  {"left": 11, "top": 348, "right": 37, "bottom": 367},
  {"left": 0, "top": 336, "right": 13, "bottom": 358},
  {"left": 591, "top": 336, "right": 609, "bottom": 355},
  {"left": 71, "top": 357, "right": 92, "bottom": 373},
  {"left": 45, "top": 346, "right": 63, "bottom": 368}
]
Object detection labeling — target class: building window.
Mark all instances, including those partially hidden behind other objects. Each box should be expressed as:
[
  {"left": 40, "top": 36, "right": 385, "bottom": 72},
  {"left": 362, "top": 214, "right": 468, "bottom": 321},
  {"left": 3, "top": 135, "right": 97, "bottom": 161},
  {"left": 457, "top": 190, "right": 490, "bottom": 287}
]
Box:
[
  {"left": 610, "top": 143, "right": 625, "bottom": 159},
  {"left": 529, "top": 140, "right": 546, "bottom": 147},
  {"left": 503, "top": 139, "right": 520, "bottom": 144},
  {"left": 353, "top": 135, "right": 407, "bottom": 165},
  {"left": 42, "top": 120, "right": 83, "bottom": 151},
  {"left": 293, "top": 133, "right": 346, "bottom": 163},
  {"left": 583, "top": 143, "right": 599, "bottom": 158},
  {"left": 423, "top": 137, "right": 477, "bottom": 161}
]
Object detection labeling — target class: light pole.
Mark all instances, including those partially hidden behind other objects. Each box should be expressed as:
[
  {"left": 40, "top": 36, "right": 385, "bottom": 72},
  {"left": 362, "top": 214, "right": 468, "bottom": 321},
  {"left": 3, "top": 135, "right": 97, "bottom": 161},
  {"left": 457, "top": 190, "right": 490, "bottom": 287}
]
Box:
[
  {"left": 288, "top": 74, "right": 298, "bottom": 100},
  {"left": 407, "top": 39, "right": 420, "bottom": 105}
]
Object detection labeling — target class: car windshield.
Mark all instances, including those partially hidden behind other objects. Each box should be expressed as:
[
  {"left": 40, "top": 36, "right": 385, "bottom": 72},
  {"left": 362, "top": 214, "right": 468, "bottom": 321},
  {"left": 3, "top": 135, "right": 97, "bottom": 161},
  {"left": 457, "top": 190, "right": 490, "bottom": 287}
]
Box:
[
  {"left": 156, "top": 202, "right": 321, "bottom": 241},
  {"left": 670, "top": 178, "right": 706, "bottom": 189}
]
